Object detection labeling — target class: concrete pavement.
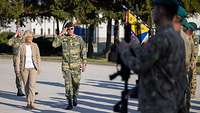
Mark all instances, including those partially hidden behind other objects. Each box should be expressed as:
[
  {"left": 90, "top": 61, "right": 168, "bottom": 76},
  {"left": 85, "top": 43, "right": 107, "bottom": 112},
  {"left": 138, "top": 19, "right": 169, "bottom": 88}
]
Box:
[{"left": 0, "top": 58, "right": 199, "bottom": 113}]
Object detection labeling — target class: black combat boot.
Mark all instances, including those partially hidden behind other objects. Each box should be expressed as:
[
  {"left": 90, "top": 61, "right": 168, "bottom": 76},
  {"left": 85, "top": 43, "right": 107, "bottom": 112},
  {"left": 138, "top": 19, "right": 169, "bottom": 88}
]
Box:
[
  {"left": 73, "top": 96, "right": 78, "bottom": 106},
  {"left": 17, "top": 89, "right": 25, "bottom": 96},
  {"left": 66, "top": 99, "right": 73, "bottom": 110}
]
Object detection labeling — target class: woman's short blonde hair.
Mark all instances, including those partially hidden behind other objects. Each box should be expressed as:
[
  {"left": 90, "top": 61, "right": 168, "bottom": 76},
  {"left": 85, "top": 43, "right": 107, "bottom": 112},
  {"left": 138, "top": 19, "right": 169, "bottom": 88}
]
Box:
[{"left": 23, "top": 30, "right": 33, "bottom": 38}]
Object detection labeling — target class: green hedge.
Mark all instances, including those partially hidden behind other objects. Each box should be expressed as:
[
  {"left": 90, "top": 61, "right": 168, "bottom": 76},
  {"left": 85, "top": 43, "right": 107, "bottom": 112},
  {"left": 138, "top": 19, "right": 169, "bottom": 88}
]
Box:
[
  {"left": 33, "top": 37, "right": 62, "bottom": 56},
  {"left": 0, "top": 32, "right": 15, "bottom": 45},
  {"left": 0, "top": 32, "right": 15, "bottom": 53}
]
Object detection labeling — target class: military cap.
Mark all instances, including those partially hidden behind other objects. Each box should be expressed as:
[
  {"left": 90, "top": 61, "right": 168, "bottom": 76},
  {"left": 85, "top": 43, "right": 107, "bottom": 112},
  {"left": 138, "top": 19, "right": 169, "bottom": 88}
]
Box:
[
  {"left": 188, "top": 22, "right": 197, "bottom": 31},
  {"left": 64, "top": 22, "right": 74, "bottom": 28},
  {"left": 153, "top": 0, "right": 178, "bottom": 8},
  {"left": 177, "top": 6, "right": 187, "bottom": 19},
  {"left": 181, "top": 19, "right": 189, "bottom": 29}
]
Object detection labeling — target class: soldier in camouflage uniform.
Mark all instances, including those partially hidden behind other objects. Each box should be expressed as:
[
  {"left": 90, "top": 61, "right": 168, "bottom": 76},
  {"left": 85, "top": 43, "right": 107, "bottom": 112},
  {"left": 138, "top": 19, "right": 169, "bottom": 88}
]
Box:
[
  {"left": 187, "top": 22, "right": 199, "bottom": 98},
  {"left": 173, "top": 6, "right": 196, "bottom": 112},
  {"left": 119, "top": 0, "right": 187, "bottom": 113},
  {"left": 175, "top": 17, "right": 194, "bottom": 113},
  {"left": 8, "top": 31, "right": 25, "bottom": 96},
  {"left": 52, "top": 22, "right": 87, "bottom": 110}
]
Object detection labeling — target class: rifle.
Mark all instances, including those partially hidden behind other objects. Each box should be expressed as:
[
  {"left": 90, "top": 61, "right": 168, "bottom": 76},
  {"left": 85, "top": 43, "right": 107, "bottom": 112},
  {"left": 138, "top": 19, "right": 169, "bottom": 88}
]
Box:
[
  {"left": 109, "top": 18, "right": 132, "bottom": 113},
  {"left": 109, "top": 56, "right": 130, "bottom": 113},
  {"left": 108, "top": 1, "right": 140, "bottom": 113}
]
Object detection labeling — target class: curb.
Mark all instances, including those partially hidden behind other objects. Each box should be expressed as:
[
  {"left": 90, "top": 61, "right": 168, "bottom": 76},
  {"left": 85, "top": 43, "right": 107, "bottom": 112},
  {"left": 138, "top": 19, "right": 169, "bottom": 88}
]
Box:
[{"left": 0, "top": 55, "right": 115, "bottom": 66}]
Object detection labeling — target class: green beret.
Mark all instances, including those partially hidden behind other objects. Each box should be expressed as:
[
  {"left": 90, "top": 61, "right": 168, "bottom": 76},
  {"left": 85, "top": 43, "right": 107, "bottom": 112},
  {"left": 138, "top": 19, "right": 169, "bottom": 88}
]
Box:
[
  {"left": 188, "top": 22, "right": 197, "bottom": 31},
  {"left": 181, "top": 19, "right": 189, "bottom": 29},
  {"left": 153, "top": 0, "right": 178, "bottom": 8},
  {"left": 177, "top": 6, "right": 187, "bottom": 18}
]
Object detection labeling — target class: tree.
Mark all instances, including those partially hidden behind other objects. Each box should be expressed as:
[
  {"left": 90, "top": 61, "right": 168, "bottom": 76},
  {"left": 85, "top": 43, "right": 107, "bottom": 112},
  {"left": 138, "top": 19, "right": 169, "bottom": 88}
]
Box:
[
  {"left": 0, "top": 0, "right": 23, "bottom": 27},
  {"left": 104, "top": 18, "right": 112, "bottom": 54},
  {"left": 91, "top": 0, "right": 124, "bottom": 55},
  {"left": 114, "top": 19, "right": 119, "bottom": 43},
  {"left": 74, "top": 0, "right": 103, "bottom": 58},
  {"left": 181, "top": 0, "right": 200, "bottom": 13}
]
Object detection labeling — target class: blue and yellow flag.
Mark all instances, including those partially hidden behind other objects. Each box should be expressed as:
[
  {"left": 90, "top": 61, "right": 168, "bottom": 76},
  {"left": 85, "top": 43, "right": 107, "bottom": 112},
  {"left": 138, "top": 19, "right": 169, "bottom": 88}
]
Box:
[{"left": 128, "top": 11, "right": 149, "bottom": 44}]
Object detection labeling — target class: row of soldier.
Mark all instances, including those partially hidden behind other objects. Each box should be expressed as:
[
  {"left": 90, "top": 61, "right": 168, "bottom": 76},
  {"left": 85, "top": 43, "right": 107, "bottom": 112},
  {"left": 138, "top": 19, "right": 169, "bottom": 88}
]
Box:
[{"left": 173, "top": 5, "right": 199, "bottom": 113}]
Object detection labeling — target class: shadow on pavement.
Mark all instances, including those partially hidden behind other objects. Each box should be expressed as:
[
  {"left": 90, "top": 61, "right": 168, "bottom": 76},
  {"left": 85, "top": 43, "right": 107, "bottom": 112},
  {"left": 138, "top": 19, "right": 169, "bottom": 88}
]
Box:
[
  {"left": 0, "top": 101, "right": 66, "bottom": 113},
  {"left": 37, "top": 79, "right": 134, "bottom": 91},
  {"left": 37, "top": 81, "right": 64, "bottom": 87},
  {"left": 55, "top": 91, "right": 138, "bottom": 113},
  {"left": 0, "top": 90, "right": 65, "bottom": 113},
  {"left": 81, "top": 79, "right": 135, "bottom": 90},
  {"left": 35, "top": 80, "right": 138, "bottom": 112},
  {"left": 191, "top": 100, "right": 200, "bottom": 112},
  {"left": 0, "top": 101, "right": 25, "bottom": 110},
  {"left": 0, "top": 90, "right": 25, "bottom": 102}
]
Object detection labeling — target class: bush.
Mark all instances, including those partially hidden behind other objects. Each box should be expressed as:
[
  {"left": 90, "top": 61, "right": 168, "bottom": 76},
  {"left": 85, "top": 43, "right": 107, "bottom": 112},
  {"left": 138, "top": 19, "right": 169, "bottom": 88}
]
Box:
[
  {"left": 0, "top": 32, "right": 15, "bottom": 53},
  {"left": 0, "top": 32, "right": 15, "bottom": 45},
  {"left": 33, "top": 37, "right": 62, "bottom": 56}
]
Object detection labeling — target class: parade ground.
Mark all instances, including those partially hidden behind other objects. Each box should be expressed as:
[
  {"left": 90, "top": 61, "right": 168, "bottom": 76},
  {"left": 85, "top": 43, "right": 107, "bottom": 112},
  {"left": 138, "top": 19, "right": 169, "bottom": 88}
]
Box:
[{"left": 0, "top": 58, "right": 200, "bottom": 113}]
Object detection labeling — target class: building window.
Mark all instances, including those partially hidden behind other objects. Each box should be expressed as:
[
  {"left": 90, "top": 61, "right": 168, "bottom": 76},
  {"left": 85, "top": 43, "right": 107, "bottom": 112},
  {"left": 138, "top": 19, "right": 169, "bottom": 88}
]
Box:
[
  {"left": 33, "top": 28, "right": 35, "bottom": 35},
  {"left": 48, "top": 28, "right": 50, "bottom": 35},
  {"left": 41, "top": 28, "right": 43, "bottom": 35}
]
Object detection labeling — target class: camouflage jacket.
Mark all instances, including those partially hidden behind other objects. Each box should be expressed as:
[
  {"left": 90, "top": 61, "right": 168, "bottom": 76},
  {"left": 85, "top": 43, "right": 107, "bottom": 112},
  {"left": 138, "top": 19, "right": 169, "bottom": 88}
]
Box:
[
  {"left": 192, "top": 34, "right": 199, "bottom": 59},
  {"left": 180, "top": 29, "right": 194, "bottom": 70},
  {"left": 120, "top": 24, "right": 187, "bottom": 112},
  {"left": 52, "top": 34, "right": 87, "bottom": 71},
  {"left": 8, "top": 36, "right": 24, "bottom": 55}
]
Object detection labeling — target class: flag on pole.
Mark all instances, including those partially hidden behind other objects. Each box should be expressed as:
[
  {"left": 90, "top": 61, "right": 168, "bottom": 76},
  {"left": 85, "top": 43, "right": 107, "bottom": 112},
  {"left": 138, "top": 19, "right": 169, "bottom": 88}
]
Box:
[{"left": 128, "top": 11, "right": 149, "bottom": 44}]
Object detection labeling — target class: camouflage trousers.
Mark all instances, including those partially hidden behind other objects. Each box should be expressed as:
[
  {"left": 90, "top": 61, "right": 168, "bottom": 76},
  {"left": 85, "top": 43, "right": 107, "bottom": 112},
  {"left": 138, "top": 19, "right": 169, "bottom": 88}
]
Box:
[
  {"left": 63, "top": 69, "right": 81, "bottom": 99},
  {"left": 181, "top": 69, "right": 196, "bottom": 113},
  {"left": 13, "top": 56, "right": 23, "bottom": 90},
  {"left": 15, "top": 72, "right": 23, "bottom": 90},
  {"left": 191, "top": 67, "right": 197, "bottom": 97}
]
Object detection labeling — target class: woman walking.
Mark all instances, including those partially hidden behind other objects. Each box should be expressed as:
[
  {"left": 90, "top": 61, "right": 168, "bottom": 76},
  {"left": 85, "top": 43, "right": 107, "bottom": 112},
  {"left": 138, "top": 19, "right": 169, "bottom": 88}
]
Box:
[{"left": 16, "top": 30, "right": 41, "bottom": 109}]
